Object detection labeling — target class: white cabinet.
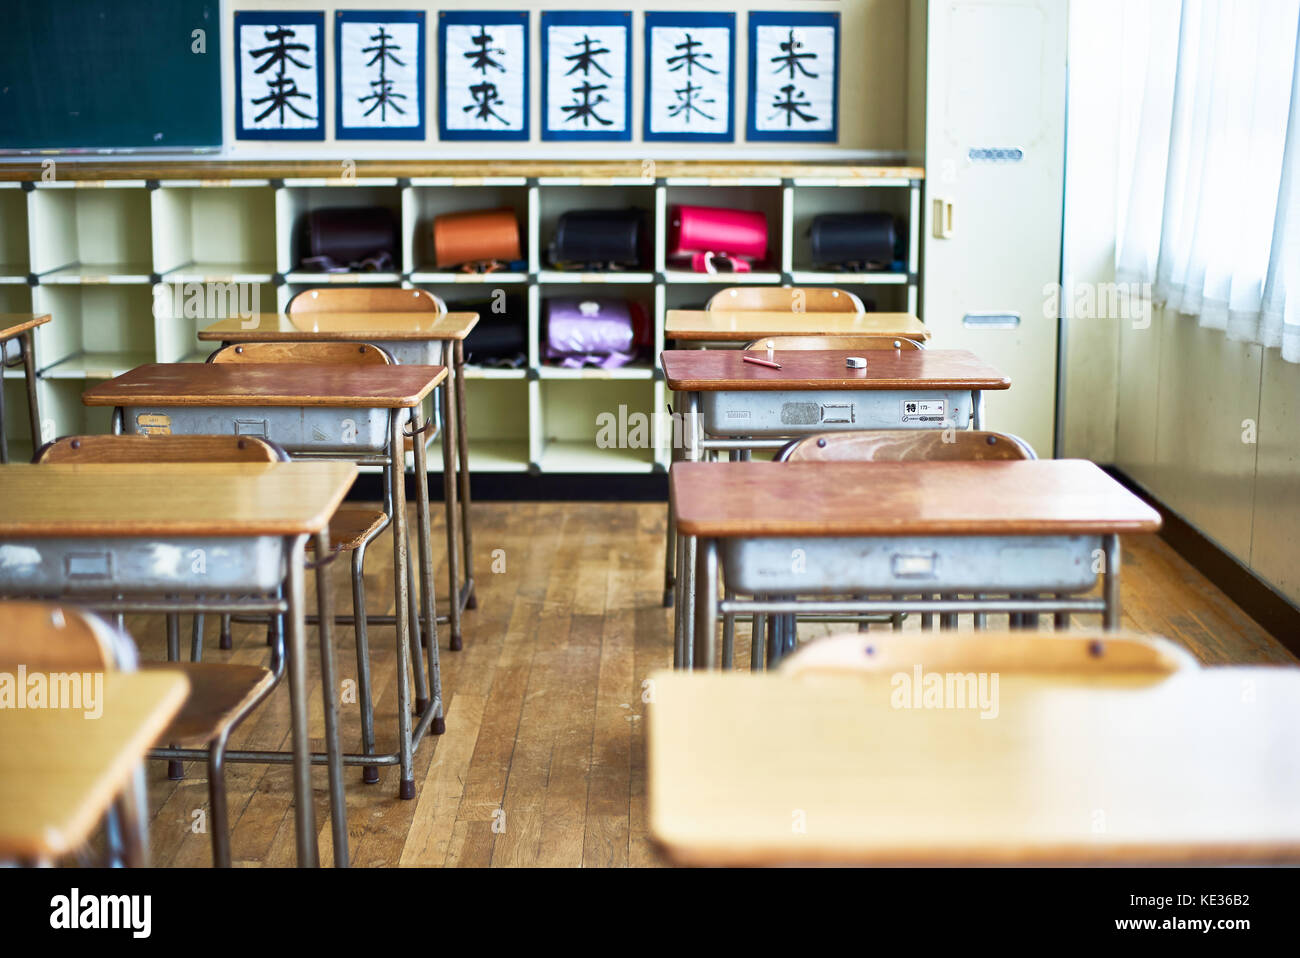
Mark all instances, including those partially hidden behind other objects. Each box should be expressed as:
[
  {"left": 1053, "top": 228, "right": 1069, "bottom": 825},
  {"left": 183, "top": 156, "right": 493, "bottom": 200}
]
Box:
[{"left": 920, "top": 0, "right": 1068, "bottom": 457}]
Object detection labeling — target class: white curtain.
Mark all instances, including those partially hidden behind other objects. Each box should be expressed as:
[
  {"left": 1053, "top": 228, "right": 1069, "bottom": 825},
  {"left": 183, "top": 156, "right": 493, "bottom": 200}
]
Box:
[{"left": 1117, "top": 0, "right": 1300, "bottom": 362}]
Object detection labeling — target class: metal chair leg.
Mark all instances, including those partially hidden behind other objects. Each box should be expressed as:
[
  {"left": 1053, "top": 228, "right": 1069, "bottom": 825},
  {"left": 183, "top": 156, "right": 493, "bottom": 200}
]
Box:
[
  {"left": 751, "top": 611, "right": 766, "bottom": 671},
  {"left": 219, "top": 612, "right": 233, "bottom": 650},
  {"left": 208, "top": 732, "right": 232, "bottom": 868},
  {"left": 351, "top": 543, "right": 379, "bottom": 784},
  {"left": 191, "top": 613, "right": 204, "bottom": 662},
  {"left": 166, "top": 611, "right": 183, "bottom": 780}
]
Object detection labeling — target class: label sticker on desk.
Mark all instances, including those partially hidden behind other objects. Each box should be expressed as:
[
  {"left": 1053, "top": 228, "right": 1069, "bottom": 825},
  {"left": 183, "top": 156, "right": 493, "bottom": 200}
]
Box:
[
  {"left": 900, "top": 399, "right": 946, "bottom": 423},
  {"left": 136, "top": 413, "right": 172, "bottom": 435}
]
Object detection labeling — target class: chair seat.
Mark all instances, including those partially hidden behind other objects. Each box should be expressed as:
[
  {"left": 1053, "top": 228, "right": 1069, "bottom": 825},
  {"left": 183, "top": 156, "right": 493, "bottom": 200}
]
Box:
[
  {"left": 312, "top": 507, "right": 387, "bottom": 552},
  {"left": 142, "top": 662, "right": 275, "bottom": 748}
]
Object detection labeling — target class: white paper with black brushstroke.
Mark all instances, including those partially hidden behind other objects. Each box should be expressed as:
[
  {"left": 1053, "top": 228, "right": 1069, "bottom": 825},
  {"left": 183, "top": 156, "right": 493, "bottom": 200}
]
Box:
[
  {"left": 545, "top": 24, "right": 628, "bottom": 134},
  {"left": 647, "top": 26, "right": 731, "bottom": 136},
  {"left": 444, "top": 22, "right": 527, "bottom": 133},
  {"left": 238, "top": 21, "right": 320, "bottom": 131},
  {"left": 752, "top": 24, "right": 835, "bottom": 134},
  {"left": 340, "top": 21, "right": 421, "bottom": 129}
]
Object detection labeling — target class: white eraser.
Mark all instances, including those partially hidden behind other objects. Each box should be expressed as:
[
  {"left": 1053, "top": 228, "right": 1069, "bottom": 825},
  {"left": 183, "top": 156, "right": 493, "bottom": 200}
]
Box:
[{"left": 846, "top": 356, "right": 867, "bottom": 369}]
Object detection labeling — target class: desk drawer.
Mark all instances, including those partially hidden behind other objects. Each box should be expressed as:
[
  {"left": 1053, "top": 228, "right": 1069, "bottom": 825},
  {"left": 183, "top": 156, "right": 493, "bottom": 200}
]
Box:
[
  {"left": 701, "top": 390, "right": 972, "bottom": 437},
  {"left": 722, "top": 535, "right": 1101, "bottom": 594},
  {"left": 123, "top": 405, "right": 393, "bottom": 453},
  {"left": 0, "top": 537, "right": 286, "bottom": 594}
]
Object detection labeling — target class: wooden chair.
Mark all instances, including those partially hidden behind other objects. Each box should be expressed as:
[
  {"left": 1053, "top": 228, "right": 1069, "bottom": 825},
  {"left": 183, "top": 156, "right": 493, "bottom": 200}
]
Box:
[
  {"left": 780, "top": 631, "right": 1200, "bottom": 677},
  {"left": 742, "top": 335, "right": 924, "bottom": 351},
  {"left": 285, "top": 287, "right": 444, "bottom": 453},
  {"left": 778, "top": 429, "right": 1038, "bottom": 463},
  {"left": 753, "top": 430, "right": 1039, "bottom": 664},
  {"left": 33, "top": 438, "right": 283, "bottom": 867},
  {"left": 206, "top": 341, "right": 400, "bottom": 785},
  {"left": 706, "top": 286, "right": 864, "bottom": 312},
  {"left": 0, "top": 601, "right": 154, "bottom": 866},
  {"left": 286, "top": 286, "right": 445, "bottom": 316}
]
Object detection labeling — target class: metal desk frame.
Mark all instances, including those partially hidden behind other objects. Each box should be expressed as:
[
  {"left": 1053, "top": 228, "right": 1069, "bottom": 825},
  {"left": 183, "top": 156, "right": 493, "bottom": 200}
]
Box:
[
  {"left": 671, "top": 385, "right": 990, "bottom": 669},
  {"left": 0, "top": 527, "right": 342, "bottom": 868},
  {"left": 0, "top": 320, "right": 42, "bottom": 463},
  {"left": 110, "top": 399, "right": 443, "bottom": 807}
]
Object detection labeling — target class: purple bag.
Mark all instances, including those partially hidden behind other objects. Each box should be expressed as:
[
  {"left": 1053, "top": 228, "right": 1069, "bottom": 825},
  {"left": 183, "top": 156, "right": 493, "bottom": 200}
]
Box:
[{"left": 544, "top": 298, "right": 637, "bottom": 369}]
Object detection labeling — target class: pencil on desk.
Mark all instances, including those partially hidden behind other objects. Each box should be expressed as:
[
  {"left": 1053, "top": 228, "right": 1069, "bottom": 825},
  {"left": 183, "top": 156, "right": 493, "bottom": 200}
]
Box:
[{"left": 742, "top": 355, "right": 782, "bottom": 369}]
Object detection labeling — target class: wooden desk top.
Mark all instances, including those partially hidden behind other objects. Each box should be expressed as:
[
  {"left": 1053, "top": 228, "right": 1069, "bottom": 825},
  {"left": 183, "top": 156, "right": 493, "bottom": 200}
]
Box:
[
  {"left": 0, "top": 314, "right": 52, "bottom": 339},
  {"left": 666, "top": 310, "right": 930, "bottom": 342},
  {"left": 197, "top": 311, "right": 480, "bottom": 343},
  {"left": 0, "top": 670, "right": 189, "bottom": 860},
  {"left": 661, "top": 349, "right": 1009, "bottom": 391},
  {"left": 82, "top": 363, "right": 446, "bottom": 409},
  {"left": 0, "top": 462, "right": 357, "bottom": 537},
  {"left": 670, "top": 460, "right": 1162, "bottom": 537},
  {"left": 648, "top": 666, "right": 1300, "bottom": 865}
]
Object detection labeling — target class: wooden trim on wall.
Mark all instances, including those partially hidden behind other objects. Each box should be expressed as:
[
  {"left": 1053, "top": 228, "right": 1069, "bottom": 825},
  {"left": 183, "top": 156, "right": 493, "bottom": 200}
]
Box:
[
  {"left": 0, "top": 159, "right": 925, "bottom": 182},
  {"left": 1106, "top": 466, "right": 1300, "bottom": 657}
]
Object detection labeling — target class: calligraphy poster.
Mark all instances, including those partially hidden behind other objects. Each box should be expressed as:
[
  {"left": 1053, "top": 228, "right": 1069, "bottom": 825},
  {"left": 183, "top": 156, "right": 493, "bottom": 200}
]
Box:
[
  {"left": 643, "top": 12, "right": 734, "bottom": 143},
  {"left": 439, "top": 10, "right": 529, "bottom": 141},
  {"left": 235, "top": 11, "right": 325, "bottom": 140},
  {"left": 747, "top": 12, "right": 839, "bottom": 142},
  {"left": 336, "top": 11, "right": 425, "bottom": 140},
  {"left": 541, "top": 11, "right": 632, "bottom": 141}
]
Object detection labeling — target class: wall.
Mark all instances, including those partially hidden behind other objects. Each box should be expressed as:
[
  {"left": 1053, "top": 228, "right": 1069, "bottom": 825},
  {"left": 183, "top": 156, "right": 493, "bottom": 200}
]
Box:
[
  {"left": 220, "top": 0, "right": 911, "bottom": 161},
  {"left": 1062, "top": 0, "right": 1300, "bottom": 608}
]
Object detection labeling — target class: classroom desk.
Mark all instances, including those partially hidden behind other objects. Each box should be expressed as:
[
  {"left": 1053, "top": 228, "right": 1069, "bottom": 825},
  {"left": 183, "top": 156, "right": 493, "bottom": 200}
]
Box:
[
  {"left": 197, "top": 311, "right": 481, "bottom": 643},
  {"left": 0, "top": 461, "right": 356, "bottom": 867},
  {"left": 0, "top": 313, "right": 49, "bottom": 462},
  {"left": 665, "top": 309, "right": 930, "bottom": 343},
  {"left": 83, "top": 363, "right": 445, "bottom": 806},
  {"left": 659, "top": 315, "right": 930, "bottom": 607},
  {"left": 647, "top": 665, "right": 1300, "bottom": 865},
  {"left": 0, "top": 670, "right": 189, "bottom": 866},
  {"left": 662, "top": 348, "right": 1012, "bottom": 663},
  {"left": 670, "top": 460, "right": 1162, "bottom": 670}
]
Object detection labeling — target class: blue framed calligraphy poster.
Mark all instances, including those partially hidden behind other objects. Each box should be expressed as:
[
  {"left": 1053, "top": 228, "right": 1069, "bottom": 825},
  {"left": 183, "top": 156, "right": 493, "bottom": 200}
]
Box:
[
  {"left": 439, "top": 10, "right": 530, "bottom": 141},
  {"left": 643, "top": 12, "right": 735, "bottom": 143},
  {"left": 541, "top": 11, "right": 632, "bottom": 141},
  {"left": 747, "top": 12, "right": 839, "bottom": 142},
  {"left": 235, "top": 10, "right": 325, "bottom": 140},
  {"left": 336, "top": 10, "right": 426, "bottom": 140}
]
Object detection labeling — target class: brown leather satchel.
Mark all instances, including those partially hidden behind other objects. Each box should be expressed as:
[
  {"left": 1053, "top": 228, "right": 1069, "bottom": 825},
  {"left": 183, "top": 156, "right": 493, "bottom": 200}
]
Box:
[{"left": 433, "top": 208, "right": 522, "bottom": 271}]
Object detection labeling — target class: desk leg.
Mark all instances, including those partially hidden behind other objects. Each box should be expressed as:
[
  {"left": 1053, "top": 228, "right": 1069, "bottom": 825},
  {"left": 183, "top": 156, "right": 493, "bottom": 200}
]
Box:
[
  {"left": 681, "top": 392, "right": 702, "bottom": 668},
  {"left": 440, "top": 379, "right": 464, "bottom": 651},
  {"left": 693, "top": 538, "right": 718, "bottom": 670},
  {"left": 1103, "top": 534, "right": 1122, "bottom": 631},
  {"left": 314, "top": 528, "right": 348, "bottom": 867},
  {"left": 22, "top": 329, "right": 40, "bottom": 452},
  {"left": 285, "top": 533, "right": 320, "bottom": 867},
  {"left": 412, "top": 413, "right": 445, "bottom": 735},
  {"left": 454, "top": 340, "right": 476, "bottom": 611},
  {"left": 672, "top": 530, "right": 686, "bottom": 669},
  {"left": 389, "top": 418, "right": 417, "bottom": 801},
  {"left": 972, "top": 389, "right": 985, "bottom": 430}
]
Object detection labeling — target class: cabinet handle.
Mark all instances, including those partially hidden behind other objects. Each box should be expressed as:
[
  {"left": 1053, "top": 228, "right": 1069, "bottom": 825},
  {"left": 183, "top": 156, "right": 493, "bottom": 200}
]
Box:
[{"left": 933, "top": 198, "right": 956, "bottom": 239}]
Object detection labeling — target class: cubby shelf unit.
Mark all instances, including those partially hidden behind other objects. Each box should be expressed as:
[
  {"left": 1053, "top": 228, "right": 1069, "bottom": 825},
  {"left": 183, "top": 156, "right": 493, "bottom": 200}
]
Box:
[{"left": 0, "top": 162, "right": 923, "bottom": 474}]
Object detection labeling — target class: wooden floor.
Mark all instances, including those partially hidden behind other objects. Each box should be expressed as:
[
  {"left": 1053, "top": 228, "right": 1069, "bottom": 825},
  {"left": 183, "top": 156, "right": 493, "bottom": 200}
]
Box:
[{"left": 128, "top": 501, "right": 1296, "bottom": 867}]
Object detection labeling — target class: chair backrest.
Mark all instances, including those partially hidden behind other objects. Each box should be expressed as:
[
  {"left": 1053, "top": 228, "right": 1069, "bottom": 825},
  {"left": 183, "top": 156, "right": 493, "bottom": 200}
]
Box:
[
  {"left": 780, "top": 632, "right": 1199, "bottom": 678},
  {"left": 779, "top": 429, "right": 1037, "bottom": 463},
  {"left": 208, "top": 341, "right": 393, "bottom": 365},
  {"left": 37, "top": 434, "right": 289, "bottom": 464},
  {"left": 743, "top": 335, "right": 924, "bottom": 351},
  {"left": 0, "top": 602, "right": 136, "bottom": 671},
  {"left": 286, "top": 287, "right": 444, "bottom": 315},
  {"left": 706, "top": 286, "right": 864, "bottom": 313}
]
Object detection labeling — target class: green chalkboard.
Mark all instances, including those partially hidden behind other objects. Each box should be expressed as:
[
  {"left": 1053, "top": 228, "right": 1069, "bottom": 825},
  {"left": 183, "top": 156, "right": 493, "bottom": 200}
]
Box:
[{"left": 0, "top": 0, "right": 222, "bottom": 151}]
